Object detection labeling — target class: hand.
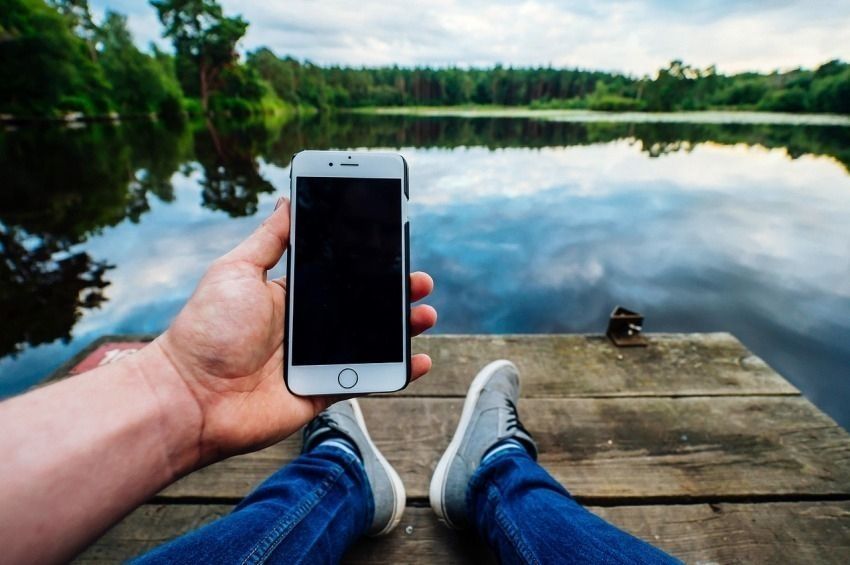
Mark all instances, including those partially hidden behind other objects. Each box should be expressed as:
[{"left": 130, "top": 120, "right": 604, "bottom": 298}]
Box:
[{"left": 155, "top": 199, "right": 437, "bottom": 464}]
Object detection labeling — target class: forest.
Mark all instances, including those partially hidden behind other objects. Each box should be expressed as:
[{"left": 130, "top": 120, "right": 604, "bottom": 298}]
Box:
[{"left": 1, "top": 0, "right": 849, "bottom": 119}]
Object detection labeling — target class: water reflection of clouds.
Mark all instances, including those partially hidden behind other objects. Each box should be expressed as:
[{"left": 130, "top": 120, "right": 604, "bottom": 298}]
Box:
[
  {"left": 2, "top": 141, "right": 850, "bottom": 429},
  {"left": 82, "top": 174, "right": 288, "bottom": 328},
  {"left": 409, "top": 144, "right": 850, "bottom": 300},
  {"left": 404, "top": 142, "right": 850, "bottom": 425},
  {"left": 410, "top": 143, "right": 850, "bottom": 205}
]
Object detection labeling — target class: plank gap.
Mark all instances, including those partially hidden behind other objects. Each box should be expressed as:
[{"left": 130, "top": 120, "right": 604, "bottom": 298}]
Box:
[
  {"left": 380, "top": 392, "right": 803, "bottom": 399},
  {"left": 150, "top": 491, "right": 850, "bottom": 509},
  {"left": 573, "top": 492, "right": 850, "bottom": 507},
  {"left": 403, "top": 493, "right": 850, "bottom": 507}
]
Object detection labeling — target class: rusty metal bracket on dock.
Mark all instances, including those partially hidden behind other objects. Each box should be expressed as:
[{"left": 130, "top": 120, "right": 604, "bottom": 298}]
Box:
[{"left": 607, "top": 306, "right": 648, "bottom": 347}]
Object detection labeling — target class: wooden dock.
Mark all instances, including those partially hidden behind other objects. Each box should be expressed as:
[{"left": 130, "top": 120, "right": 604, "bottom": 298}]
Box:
[{"left": 65, "top": 334, "right": 850, "bottom": 563}]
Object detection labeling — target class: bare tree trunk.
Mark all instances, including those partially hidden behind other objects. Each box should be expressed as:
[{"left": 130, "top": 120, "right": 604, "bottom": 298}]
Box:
[
  {"left": 205, "top": 116, "right": 225, "bottom": 160},
  {"left": 200, "top": 61, "right": 209, "bottom": 113},
  {"left": 86, "top": 41, "right": 97, "bottom": 64}
]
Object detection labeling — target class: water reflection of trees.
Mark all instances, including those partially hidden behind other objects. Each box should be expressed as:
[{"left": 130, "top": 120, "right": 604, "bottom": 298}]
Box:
[
  {"left": 0, "top": 118, "right": 280, "bottom": 357},
  {"left": 1, "top": 113, "right": 847, "bottom": 358},
  {"left": 0, "top": 228, "right": 110, "bottom": 357},
  {"left": 194, "top": 119, "right": 276, "bottom": 216},
  {"left": 270, "top": 114, "right": 850, "bottom": 172},
  {"left": 0, "top": 122, "right": 188, "bottom": 355}
]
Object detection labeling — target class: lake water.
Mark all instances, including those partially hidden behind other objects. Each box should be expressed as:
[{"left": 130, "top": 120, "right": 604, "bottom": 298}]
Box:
[{"left": 1, "top": 114, "right": 849, "bottom": 428}]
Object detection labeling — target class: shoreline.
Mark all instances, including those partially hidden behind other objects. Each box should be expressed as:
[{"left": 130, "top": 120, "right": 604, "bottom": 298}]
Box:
[
  {"left": 6, "top": 107, "right": 850, "bottom": 128},
  {"left": 356, "top": 106, "right": 850, "bottom": 126},
  {"left": 0, "top": 112, "right": 157, "bottom": 127}
]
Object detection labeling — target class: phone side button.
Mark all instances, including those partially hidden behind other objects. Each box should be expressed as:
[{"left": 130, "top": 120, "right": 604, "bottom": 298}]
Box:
[{"left": 338, "top": 368, "right": 358, "bottom": 389}]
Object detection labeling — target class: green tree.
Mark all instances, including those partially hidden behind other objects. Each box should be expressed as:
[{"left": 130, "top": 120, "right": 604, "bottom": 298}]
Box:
[
  {"left": 47, "top": 0, "right": 98, "bottom": 60},
  {"left": 96, "top": 11, "right": 183, "bottom": 116},
  {"left": 713, "top": 77, "right": 768, "bottom": 107},
  {"left": 643, "top": 60, "right": 695, "bottom": 111},
  {"left": 809, "top": 60, "right": 850, "bottom": 114},
  {"left": 208, "top": 64, "right": 267, "bottom": 117},
  {"left": 0, "top": 0, "right": 112, "bottom": 116},
  {"left": 150, "top": 0, "right": 248, "bottom": 112},
  {"left": 247, "top": 48, "right": 298, "bottom": 104},
  {"left": 757, "top": 87, "right": 808, "bottom": 112}
]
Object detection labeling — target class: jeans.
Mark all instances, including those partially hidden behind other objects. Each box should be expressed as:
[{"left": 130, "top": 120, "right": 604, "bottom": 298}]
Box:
[
  {"left": 469, "top": 450, "right": 680, "bottom": 564},
  {"left": 136, "top": 446, "right": 678, "bottom": 564}
]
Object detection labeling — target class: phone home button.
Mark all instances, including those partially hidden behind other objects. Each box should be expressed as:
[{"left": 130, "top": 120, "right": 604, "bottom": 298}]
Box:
[{"left": 338, "top": 368, "right": 358, "bottom": 389}]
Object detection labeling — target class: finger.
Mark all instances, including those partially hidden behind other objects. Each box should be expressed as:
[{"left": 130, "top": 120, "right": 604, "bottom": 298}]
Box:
[
  {"left": 411, "top": 304, "right": 437, "bottom": 336},
  {"left": 410, "top": 353, "right": 432, "bottom": 382},
  {"left": 410, "top": 271, "right": 434, "bottom": 302},
  {"left": 271, "top": 276, "right": 287, "bottom": 292},
  {"left": 309, "top": 394, "right": 347, "bottom": 415},
  {"left": 221, "top": 197, "right": 290, "bottom": 270}
]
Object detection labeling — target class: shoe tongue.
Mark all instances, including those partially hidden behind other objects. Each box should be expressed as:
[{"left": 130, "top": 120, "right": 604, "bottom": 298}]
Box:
[{"left": 481, "top": 387, "right": 511, "bottom": 406}]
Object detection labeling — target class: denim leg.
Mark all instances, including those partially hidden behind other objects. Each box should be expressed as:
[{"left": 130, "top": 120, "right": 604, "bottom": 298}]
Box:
[
  {"left": 467, "top": 450, "right": 681, "bottom": 565},
  {"left": 134, "top": 445, "right": 372, "bottom": 565}
]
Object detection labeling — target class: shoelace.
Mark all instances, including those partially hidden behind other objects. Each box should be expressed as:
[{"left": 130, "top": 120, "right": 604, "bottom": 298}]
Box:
[
  {"left": 305, "top": 413, "right": 336, "bottom": 438},
  {"left": 504, "top": 398, "right": 530, "bottom": 435}
]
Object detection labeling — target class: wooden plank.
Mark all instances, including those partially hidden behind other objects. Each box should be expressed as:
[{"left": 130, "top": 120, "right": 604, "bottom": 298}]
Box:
[
  {"left": 49, "top": 332, "right": 849, "bottom": 563},
  {"left": 343, "top": 510, "right": 497, "bottom": 564},
  {"left": 75, "top": 505, "right": 230, "bottom": 563},
  {"left": 594, "top": 501, "right": 850, "bottom": 565},
  {"left": 409, "top": 333, "right": 798, "bottom": 397},
  {"left": 73, "top": 504, "right": 494, "bottom": 564},
  {"left": 47, "top": 334, "right": 798, "bottom": 398},
  {"left": 161, "top": 396, "right": 850, "bottom": 501},
  {"left": 76, "top": 502, "right": 850, "bottom": 564}
]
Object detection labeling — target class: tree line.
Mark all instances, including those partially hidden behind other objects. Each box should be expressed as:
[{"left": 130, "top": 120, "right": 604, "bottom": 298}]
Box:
[
  {"left": 1, "top": 0, "right": 849, "bottom": 118},
  {"left": 252, "top": 56, "right": 850, "bottom": 114}
]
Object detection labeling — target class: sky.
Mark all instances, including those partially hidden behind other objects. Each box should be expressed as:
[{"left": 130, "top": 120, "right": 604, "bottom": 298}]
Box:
[{"left": 92, "top": 0, "right": 850, "bottom": 76}]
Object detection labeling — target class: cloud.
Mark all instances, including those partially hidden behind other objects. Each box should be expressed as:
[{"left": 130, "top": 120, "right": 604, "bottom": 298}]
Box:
[
  {"left": 88, "top": 0, "right": 849, "bottom": 74},
  {"left": 89, "top": 0, "right": 165, "bottom": 49}
]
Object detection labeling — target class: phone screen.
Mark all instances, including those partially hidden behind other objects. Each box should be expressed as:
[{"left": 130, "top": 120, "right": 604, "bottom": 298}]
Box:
[{"left": 291, "top": 176, "right": 403, "bottom": 366}]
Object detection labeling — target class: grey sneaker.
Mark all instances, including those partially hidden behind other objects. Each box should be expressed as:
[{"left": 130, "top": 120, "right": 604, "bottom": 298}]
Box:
[
  {"left": 302, "top": 399, "right": 405, "bottom": 536},
  {"left": 429, "top": 360, "right": 538, "bottom": 529}
]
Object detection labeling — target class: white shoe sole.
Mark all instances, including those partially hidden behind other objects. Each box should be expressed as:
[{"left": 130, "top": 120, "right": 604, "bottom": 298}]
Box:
[
  {"left": 349, "top": 398, "right": 406, "bottom": 536},
  {"left": 428, "top": 360, "right": 517, "bottom": 529}
]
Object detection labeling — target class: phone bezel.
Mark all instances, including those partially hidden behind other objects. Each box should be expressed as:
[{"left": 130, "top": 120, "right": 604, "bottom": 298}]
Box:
[{"left": 284, "top": 150, "right": 410, "bottom": 396}]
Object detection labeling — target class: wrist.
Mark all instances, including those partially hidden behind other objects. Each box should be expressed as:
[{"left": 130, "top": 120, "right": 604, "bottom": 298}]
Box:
[{"left": 128, "top": 339, "right": 206, "bottom": 477}]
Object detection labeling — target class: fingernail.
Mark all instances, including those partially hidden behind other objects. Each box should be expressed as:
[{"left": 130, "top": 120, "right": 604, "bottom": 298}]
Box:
[{"left": 274, "top": 197, "right": 284, "bottom": 211}]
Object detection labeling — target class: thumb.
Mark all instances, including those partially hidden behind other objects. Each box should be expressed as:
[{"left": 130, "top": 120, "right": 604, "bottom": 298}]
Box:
[{"left": 220, "top": 197, "right": 290, "bottom": 270}]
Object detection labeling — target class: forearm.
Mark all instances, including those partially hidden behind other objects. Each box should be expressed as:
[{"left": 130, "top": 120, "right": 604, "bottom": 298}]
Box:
[{"left": 0, "top": 340, "right": 203, "bottom": 563}]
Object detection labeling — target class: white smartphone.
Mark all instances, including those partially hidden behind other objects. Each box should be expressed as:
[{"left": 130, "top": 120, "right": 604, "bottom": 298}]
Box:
[{"left": 284, "top": 150, "right": 411, "bottom": 396}]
